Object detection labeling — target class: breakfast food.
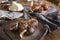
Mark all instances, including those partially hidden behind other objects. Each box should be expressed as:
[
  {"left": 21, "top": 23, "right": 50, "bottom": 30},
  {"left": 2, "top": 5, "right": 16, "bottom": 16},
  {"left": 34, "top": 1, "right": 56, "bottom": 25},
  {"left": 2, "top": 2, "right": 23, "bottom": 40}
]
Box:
[
  {"left": 0, "top": 0, "right": 60, "bottom": 40},
  {"left": 9, "top": 18, "right": 38, "bottom": 38}
]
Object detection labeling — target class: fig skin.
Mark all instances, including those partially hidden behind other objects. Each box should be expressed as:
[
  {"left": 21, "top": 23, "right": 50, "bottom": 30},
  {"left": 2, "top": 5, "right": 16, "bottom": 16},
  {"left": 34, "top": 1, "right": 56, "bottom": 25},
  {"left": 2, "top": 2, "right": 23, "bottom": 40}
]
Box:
[
  {"left": 18, "top": 18, "right": 38, "bottom": 37},
  {"left": 29, "top": 1, "right": 50, "bottom": 14}
]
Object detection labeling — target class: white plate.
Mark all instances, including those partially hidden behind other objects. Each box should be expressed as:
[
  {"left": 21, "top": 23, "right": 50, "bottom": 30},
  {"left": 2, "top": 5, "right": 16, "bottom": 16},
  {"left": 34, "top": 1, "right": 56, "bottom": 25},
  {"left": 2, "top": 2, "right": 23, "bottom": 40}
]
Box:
[{"left": 8, "top": 1, "right": 24, "bottom": 11}]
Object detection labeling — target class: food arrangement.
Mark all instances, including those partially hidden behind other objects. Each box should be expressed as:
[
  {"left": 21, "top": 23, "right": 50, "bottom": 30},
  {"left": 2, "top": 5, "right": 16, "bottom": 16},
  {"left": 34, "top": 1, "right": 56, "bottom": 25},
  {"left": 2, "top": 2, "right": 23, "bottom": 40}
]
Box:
[
  {"left": 29, "top": 2, "right": 50, "bottom": 14},
  {"left": 0, "top": 0, "right": 60, "bottom": 40},
  {"left": 9, "top": 18, "right": 39, "bottom": 38}
]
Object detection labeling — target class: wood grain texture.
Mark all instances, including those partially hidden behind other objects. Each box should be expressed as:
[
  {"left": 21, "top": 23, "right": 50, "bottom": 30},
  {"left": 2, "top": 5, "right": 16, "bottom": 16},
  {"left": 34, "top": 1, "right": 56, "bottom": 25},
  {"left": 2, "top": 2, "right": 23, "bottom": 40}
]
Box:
[{"left": 44, "top": 28, "right": 60, "bottom": 40}]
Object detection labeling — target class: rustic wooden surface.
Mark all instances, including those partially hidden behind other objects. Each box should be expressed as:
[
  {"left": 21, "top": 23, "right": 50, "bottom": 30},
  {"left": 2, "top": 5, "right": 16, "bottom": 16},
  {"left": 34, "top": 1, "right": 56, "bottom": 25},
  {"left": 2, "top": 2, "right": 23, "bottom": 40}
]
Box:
[{"left": 44, "top": 28, "right": 60, "bottom": 40}]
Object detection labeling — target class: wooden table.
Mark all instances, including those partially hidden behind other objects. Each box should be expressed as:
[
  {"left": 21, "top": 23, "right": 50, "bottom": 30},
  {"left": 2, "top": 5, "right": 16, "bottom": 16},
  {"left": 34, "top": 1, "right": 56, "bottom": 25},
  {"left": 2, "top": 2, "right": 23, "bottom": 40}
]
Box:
[{"left": 44, "top": 28, "right": 60, "bottom": 40}]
